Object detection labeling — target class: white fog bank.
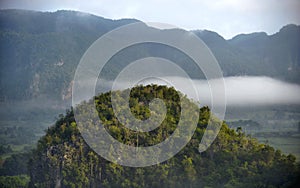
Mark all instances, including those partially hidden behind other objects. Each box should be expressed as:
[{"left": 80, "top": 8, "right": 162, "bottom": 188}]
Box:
[
  {"left": 96, "top": 76, "right": 300, "bottom": 107},
  {"left": 216, "top": 76, "right": 300, "bottom": 106}
]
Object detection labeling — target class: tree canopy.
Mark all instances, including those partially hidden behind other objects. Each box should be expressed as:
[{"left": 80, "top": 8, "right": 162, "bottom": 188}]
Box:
[{"left": 27, "top": 85, "right": 300, "bottom": 188}]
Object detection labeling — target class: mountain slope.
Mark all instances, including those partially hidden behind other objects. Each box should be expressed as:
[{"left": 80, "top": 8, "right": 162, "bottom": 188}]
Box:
[
  {"left": 28, "top": 85, "right": 300, "bottom": 187},
  {"left": 0, "top": 9, "right": 299, "bottom": 103},
  {"left": 228, "top": 24, "right": 300, "bottom": 82},
  {"left": 194, "top": 30, "right": 253, "bottom": 76},
  {"left": 0, "top": 9, "right": 138, "bottom": 101}
]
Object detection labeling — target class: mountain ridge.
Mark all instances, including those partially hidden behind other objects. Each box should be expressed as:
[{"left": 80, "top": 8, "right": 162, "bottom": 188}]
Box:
[{"left": 0, "top": 9, "right": 299, "bottom": 102}]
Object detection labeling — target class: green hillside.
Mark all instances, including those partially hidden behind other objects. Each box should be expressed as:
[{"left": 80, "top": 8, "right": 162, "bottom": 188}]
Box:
[{"left": 1, "top": 85, "right": 295, "bottom": 188}]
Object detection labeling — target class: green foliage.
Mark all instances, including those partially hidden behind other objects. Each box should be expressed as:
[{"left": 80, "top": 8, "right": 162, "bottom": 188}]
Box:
[
  {"left": 28, "top": 85, "right": 300, "bottom": 187},
  {"left": 0, "top": 152, "right": 31, "bottom": 176},
  {"left": 0, "top": 175, "right": 29, "bottom": 188},
  {"left": 0, "top": 145, "right": 12, "bottom": 155}
]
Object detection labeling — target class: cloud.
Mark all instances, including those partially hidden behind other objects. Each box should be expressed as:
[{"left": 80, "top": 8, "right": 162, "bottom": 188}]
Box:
[
  {"left": 93, "top": 76, "right": 300, "bottom": 107},
  {"left": 219, "top": 76, "right": 300, "bottom": 106}
]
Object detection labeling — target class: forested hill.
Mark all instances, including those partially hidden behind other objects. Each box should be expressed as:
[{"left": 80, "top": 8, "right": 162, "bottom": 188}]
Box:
[
  {"left": 20, "top": 85, "right": 299, "bottom": 187},
  {"left": 0, "top": 9, "right": 299, "bottom": 102}
]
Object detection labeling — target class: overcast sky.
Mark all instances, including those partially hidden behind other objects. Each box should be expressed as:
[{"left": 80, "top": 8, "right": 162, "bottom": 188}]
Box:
[{"left": 0, "top": 0, "right": 299, "bottom": 39}]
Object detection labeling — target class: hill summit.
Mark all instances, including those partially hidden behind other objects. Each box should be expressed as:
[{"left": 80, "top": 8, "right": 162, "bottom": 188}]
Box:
[{"left": 28, "top": 85, "right": 299, "bottom": 187}]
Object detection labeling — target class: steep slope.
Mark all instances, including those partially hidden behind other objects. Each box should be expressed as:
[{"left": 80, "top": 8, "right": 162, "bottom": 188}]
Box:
[
  {"left": 0, "top": 9, "right": 138, "bottom": 101},
  {"left": 228, "top": 24, "right": 300, "bottom": 82},
  {"left": 194, "top": 30, "right": 253, "bottom": 76},
  {"left": 28, "top": 85, "right": 300, "bottom": 188}
]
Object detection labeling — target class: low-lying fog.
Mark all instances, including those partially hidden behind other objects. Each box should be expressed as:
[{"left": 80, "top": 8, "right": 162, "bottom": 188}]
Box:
[{"left": 93, "top": 76, "right": 300, "bottom": 107}]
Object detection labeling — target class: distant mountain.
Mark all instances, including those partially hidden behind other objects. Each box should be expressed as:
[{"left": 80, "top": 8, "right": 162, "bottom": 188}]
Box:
[
  {"left": 0, "top": 9, "right": 138, "bottom": 101},
  {"left": 0, "top": 9, "right": 299, "bottom": 102},
  {"left": 195, "top": 25, "right": 300, "bottom": 80},
  {"left": 194, "top": 30, "right": 253, "bottom": 76},
  {"left": 228, "top": 24, "right": 300, "bottom": 81}
]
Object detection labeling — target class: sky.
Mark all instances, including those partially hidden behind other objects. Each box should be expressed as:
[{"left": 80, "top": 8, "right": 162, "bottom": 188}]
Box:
[{"left": 0, "top": 0, "right": 299, "bottom": 39}]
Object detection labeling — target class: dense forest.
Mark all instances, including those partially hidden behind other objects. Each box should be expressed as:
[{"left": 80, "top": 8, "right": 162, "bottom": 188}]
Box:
[{"left": 1, "top": 85, "right": 299, "bottom": 187}]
